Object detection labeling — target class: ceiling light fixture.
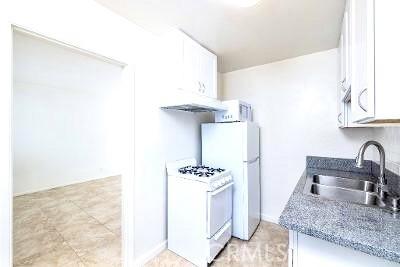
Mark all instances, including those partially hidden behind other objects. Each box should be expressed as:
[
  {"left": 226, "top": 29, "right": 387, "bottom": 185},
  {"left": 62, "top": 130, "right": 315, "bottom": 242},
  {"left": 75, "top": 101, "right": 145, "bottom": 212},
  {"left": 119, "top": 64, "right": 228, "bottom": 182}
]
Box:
[{"left": 220, "top": 0, "right": 262, "bottom": 8}]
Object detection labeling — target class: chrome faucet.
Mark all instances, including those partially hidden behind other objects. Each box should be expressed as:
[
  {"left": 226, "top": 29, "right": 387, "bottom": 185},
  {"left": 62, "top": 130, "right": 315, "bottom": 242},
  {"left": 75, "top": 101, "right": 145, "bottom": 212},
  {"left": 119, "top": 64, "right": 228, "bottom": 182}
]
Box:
[{"left": 355, "top": 140, "right": 387, "bottom": 198}]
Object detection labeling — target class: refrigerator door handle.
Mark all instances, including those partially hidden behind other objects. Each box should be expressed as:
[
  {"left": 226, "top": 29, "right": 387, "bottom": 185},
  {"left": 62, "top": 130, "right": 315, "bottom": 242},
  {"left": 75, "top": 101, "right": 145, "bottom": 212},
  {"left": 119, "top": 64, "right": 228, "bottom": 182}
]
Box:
[{"left": 244, "top": 157, "right": 259, "bottom": 164}]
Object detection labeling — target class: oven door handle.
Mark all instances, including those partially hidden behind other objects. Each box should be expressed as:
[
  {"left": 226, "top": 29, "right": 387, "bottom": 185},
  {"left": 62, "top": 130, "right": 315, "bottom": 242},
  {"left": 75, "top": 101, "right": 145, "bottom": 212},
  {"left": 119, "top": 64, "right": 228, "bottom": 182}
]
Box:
[{"left": 210, "top": 182, "right": 234, "bottom": 196}]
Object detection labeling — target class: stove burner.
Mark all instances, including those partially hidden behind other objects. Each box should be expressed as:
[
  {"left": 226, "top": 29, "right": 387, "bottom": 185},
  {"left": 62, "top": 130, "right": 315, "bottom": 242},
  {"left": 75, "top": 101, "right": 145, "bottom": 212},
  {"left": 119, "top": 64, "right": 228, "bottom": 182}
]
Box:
[{"left": 178, "top": 165, "right": 225, "bottom": 177}]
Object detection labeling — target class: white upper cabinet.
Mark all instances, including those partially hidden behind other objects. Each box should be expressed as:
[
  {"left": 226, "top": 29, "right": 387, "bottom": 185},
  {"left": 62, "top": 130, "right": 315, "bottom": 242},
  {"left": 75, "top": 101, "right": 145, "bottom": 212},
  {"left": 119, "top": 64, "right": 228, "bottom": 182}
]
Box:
[
  {"left": 337, "top": 0, "right": 400, "bottom": 126},
  {"left": 348, "top": 0, "right": 400, "bottom": 123},
  {"left": 166, "top": 30, "right": 218, "bottom": 99}
]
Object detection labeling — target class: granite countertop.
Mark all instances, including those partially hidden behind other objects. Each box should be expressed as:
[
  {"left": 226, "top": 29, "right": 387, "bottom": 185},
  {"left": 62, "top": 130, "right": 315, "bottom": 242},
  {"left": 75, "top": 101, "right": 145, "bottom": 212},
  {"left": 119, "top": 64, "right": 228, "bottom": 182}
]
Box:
[{"left": 279, "top": 156, "right": 400, "bottom": 263}]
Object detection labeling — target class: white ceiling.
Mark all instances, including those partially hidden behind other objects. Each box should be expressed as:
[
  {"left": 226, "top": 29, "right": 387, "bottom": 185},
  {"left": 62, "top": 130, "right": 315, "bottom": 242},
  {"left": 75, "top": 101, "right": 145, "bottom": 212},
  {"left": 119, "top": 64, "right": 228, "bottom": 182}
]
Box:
[{"left": 95, "top": 0, "right": 345, "bottom": 73}]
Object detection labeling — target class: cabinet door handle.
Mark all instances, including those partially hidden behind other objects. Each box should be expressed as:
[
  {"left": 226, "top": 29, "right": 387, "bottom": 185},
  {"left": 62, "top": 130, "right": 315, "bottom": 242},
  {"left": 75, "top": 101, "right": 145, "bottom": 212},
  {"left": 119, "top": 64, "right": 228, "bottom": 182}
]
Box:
[
  {"left": 340, "top": 78, "right": 346, "bottom": 91},
  {"left": 338, "top": 112, "right": 343, "bottom": 124},
  {"left": 341, "top": 78, "right": 351, "bottom": 91},
  {"left": 358, "top": 88, "right": 368, "bottom": 112},
  {"left": 198, "top": 81, "right": 202, "bottom": 92}
]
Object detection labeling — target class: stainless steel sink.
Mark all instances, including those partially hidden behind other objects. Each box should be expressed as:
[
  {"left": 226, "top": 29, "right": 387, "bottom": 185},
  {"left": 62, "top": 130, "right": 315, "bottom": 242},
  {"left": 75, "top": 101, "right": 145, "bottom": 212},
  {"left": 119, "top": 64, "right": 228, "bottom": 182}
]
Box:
[
  {"left": 311, "top": 175, "right": 375, "bottom": 192},
  {"left": 308, "top": 142, "right": 400, "bottom": 213},
  {"left": 309, "top": 184, "right": 380, "bottom": 206},
  {"left": 304, "top": 174, "right": 388, "bottom": 210}
]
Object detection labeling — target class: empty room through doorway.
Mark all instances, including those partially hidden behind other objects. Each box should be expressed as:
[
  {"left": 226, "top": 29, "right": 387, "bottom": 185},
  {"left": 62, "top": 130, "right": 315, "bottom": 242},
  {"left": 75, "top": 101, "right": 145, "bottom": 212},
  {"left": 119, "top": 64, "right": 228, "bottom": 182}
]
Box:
[{"left": 13, "top": 29, "right": 125, "bottom": 266}]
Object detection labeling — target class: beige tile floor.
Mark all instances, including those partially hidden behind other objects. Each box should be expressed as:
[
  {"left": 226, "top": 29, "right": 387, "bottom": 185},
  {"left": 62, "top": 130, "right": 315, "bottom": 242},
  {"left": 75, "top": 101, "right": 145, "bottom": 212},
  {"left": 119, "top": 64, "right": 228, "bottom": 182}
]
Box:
[
  {"left": 13, "top": 176, "right": 121, "bottom": 267},
  {"left": 146, "top": 221, "right": 288, "bottom": 267}
]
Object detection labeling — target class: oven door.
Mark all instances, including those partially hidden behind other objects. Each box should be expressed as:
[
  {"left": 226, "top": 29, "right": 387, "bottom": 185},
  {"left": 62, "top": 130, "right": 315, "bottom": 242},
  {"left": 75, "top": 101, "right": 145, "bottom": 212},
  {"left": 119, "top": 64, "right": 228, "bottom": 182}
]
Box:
[{"left": 207, "top": 182, "right": 233, "bottom": 238}]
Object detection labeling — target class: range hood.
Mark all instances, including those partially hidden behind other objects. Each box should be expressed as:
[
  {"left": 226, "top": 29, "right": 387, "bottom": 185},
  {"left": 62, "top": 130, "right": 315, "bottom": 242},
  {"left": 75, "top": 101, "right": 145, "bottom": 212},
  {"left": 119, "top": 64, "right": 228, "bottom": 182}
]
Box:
[{"left": 160, "top": 89, "right": 227, "bottom": 112}]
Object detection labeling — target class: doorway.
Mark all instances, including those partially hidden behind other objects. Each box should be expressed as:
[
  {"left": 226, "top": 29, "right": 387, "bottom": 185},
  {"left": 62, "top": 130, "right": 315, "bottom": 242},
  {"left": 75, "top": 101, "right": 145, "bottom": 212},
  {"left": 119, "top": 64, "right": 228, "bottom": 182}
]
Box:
[{"left": 12, "top": 28, "right": 132, "bottom": 266}]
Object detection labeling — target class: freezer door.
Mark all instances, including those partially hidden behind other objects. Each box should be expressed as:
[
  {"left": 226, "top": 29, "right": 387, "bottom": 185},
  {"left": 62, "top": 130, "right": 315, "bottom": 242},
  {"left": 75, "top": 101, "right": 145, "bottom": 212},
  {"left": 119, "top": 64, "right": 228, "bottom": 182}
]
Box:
[
  {"left": 244, "top": 158, "right": 260, "bottom": 239},
  {"left": 243, "top": 122, "right": 260, "bottom": 162},
  {"left": 202, "top": 122, "right": 259, "bottom": 164},
  {"left": 202, "top": 123, "right": 244, "bottom": 166}
]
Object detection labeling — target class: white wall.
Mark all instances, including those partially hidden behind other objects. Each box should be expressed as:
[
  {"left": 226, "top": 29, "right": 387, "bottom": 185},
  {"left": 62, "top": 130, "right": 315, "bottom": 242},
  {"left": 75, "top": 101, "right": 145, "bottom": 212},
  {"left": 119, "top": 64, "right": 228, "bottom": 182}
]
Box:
[
  {"left": 372, "top": 127, "right": 400, "bottom": 174},
  {"left": 221, "top": 49, "right": 375, "bottom": 222},
  {"left": 2, "top": 0, "right": 211, "bottom": 265},
  {"left": 13, "top": 31, "right": 125, "bottom": 195},
  {"left": 4, "top": 1, "right": 143, "bottom": 264},
  {"left": 133, "top": 34, "right": 213, "bottom": 262}
]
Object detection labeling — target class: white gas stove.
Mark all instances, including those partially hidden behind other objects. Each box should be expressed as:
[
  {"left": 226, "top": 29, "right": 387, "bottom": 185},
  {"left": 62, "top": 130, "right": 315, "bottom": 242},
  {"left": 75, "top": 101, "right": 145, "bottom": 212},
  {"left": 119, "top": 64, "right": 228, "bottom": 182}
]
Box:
[{"left": 167, "top": 158, "right": 233, "bottom": 267}]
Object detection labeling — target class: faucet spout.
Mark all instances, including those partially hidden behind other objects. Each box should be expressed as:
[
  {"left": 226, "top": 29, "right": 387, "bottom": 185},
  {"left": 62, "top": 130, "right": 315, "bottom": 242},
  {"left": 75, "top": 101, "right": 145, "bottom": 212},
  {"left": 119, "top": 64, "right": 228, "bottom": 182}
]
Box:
[
  {"left": 355, "top": 140, "right": 386, "bottom": 185},
  {"left": 355, "top": 155, "right": 364, "bottom": 168}
]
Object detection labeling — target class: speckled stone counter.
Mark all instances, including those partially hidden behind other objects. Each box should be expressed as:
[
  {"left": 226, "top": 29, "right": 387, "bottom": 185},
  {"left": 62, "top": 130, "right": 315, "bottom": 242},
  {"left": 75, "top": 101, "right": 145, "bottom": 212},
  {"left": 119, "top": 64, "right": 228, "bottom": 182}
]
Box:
[{"left": 279, "top": 156, "right": 400, "bottom": 263}]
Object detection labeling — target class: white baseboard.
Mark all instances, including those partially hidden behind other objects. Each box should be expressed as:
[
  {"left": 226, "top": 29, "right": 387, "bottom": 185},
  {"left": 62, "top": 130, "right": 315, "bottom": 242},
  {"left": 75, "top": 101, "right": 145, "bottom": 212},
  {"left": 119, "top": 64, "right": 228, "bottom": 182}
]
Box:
[
  {"left": 134, "top": 240, "right": 167, "bottom": 267},
  {"left": 261, "top": 213, "right": 279, "bottom": 224}
]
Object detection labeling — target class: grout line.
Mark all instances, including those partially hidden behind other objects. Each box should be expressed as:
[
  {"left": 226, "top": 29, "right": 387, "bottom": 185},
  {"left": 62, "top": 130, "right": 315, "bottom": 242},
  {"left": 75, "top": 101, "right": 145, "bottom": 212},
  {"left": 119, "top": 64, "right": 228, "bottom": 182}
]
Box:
[
  {"left": 72, "top": 199, "right": 120, "bottom": 237},
  {"left": 57, "top": 233, "right": 87, "bottom": 267},
  {"left": 37, "top": 200, "right": 87, "bottom": 266},
  {"left": 14, "top": 201, "right": 85, "bottom": 266},
  {"left": 67, "top": 188, "right": 121, "bottom": 237}
]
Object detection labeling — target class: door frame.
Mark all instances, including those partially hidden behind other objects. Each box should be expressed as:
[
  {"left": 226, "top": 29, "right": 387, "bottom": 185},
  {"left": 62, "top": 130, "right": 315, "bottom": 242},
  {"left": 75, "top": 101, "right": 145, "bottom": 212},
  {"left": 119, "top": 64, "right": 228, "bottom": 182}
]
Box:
[{"left": 1, "top": 9, "right": 136, "bottom": 267}]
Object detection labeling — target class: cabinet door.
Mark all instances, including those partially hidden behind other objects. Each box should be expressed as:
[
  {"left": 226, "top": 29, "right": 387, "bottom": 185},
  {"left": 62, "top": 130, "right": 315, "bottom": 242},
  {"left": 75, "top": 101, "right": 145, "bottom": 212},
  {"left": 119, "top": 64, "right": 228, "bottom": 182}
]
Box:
[
  {"left": 338, "top": 32, "right": 346, "bottom": 128},
  {"left": 183, "top": 37, "right": 201, "bottom": 94},
  {"left": 337, "top": 95, "right": 346, "bottom": 128},
  {"left": 338, "top": 2, "right": 351, "bottom": 95},
  {"left": 199, "top": 49, "right": 217, "bottom": 99},
  {"left": 339, "top": 24, "right": 346, "bottom": 91},
  {"left": 296, "top": 232, "right": 399, "bottom": 267},
  {"left": 183, "top": 37, "right": 217, "bottom": 98},
  {"left": 341, "top": 5, "right": 350, "bottom": 94},
  {"left": 351, "top": 0, "right": 375, "bottom": 122},
  {"left": 344, "top": 1, "right": 352, "bottom": 93}
]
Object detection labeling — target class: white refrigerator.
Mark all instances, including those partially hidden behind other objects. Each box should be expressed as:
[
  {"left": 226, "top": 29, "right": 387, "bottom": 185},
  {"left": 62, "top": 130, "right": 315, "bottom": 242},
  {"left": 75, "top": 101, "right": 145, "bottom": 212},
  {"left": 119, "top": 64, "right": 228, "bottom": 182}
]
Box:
[{"left": 201, "top": 121, "right": 260, "bottom": 240}]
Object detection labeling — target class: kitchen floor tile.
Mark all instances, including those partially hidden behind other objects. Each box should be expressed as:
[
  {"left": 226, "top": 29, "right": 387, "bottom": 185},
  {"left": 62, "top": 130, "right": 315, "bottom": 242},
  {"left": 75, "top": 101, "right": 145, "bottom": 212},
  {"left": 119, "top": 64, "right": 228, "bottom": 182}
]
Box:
[
  {"left": 145, "top": 250, "right": 195, "bottom": 267},
  {"left": 82, "top": 199, "right": 120, "bottom": 225},
  {"left": 59, "top": 220, "right": 116, "bottom": 257},
  {"left": 14, "top": 241, "right": 84, "bottom": 267},
  {"left": 78, "top": 237, "right": 121, "bottom": 267},
  {"left": 13, "top": 227, "right": 64, "bottom": 264},
  {"left": 13, "top": 175, "right": 121, "bottom": 266}
]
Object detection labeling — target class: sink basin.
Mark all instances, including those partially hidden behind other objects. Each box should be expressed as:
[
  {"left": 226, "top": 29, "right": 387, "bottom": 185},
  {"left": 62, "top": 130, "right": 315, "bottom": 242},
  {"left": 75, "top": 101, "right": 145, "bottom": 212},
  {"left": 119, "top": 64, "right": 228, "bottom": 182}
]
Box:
[
  {"left": 309, "top": 184, "right": 380, "bottom": 206},
  {"left": 311, "top": 175, "right": 375, "bottom": 192},
  {"left": 304, "top": 174, "right": 386, "bottom": 209}
]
